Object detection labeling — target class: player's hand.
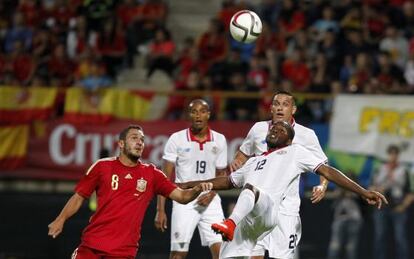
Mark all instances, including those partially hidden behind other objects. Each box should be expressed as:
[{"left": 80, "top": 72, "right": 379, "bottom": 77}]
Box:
[
  {"left": 48, "top": 218, "right": 65, "bottom": 238},
  {"left": 311, "top": 184, "right": 327, "bottom": 203},
  {"left": 197, "top": 191, "right": 216, "bottom": 206},
  {"left": 229, "top": 159, "right": 243, "bottom": 172},
  {"left": 363, "top": 191, "right": 388, "bottom": 209},
  {"left": 154, "top": 211, "right": 168, "bottom": 232}
]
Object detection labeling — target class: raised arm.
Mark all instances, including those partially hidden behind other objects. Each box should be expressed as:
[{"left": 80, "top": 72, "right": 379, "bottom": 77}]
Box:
[
  {"left": 179, "top": 175, "right": 234, "bottom": 190},
  {"left": 168, "top": 183, "right": 213, "bottom": 204},
  {"left": 154, "top": 160, "right": 175, "bottom": 232},
  {"left": 316, "top": 164, "right": 388, "bottom": 209},
  {"left": 48, "top": 193, "right": 85, "bottom": 238},
  {"left": 229, "top": 150, "right": 250, "bottom": 172}
]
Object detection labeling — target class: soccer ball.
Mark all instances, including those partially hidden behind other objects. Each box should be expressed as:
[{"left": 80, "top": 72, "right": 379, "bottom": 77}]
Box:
[{"left": 229, "top": 10, "right": 262, "bottom": 44}]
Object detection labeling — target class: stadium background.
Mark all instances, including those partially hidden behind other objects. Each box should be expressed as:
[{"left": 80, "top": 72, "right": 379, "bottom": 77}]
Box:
[{"left": 0, "top": 0, "right": 413, "bottom": 258}]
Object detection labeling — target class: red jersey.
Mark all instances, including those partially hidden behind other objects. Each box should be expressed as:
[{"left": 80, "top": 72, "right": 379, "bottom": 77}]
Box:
[{"left": 75, "top": 157, "right": 177, "bottom": 257}]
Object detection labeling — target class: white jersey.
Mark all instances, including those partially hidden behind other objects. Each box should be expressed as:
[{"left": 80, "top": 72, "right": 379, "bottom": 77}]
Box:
[
  {"left": 239, "top": 120, "right": 328, "bottom": 215},
  {"left": 231, "top": 144, "right": 325, "bottom": 210},
  {"left": 163, "top": 128, "right": 227, "bottom": 183}
]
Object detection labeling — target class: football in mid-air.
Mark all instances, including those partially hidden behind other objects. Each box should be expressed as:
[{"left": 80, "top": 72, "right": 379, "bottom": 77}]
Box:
[{"left": 229, "top": 10, "right": 262, "bottom": 44}]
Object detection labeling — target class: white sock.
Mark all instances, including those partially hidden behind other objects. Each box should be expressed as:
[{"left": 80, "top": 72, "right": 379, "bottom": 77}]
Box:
[{"left": 229, "top": 189, "right": 256, "bottom": 225}]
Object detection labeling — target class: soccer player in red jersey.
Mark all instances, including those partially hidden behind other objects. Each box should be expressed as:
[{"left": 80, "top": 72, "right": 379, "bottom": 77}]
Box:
[{"left": 48, "top": 125, "right": 213, "bottom": 259}]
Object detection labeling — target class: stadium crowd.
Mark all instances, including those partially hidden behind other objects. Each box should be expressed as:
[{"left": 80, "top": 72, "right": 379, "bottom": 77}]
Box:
[{"left": 1, "top": 0, "right": 414, "bottom": 122}]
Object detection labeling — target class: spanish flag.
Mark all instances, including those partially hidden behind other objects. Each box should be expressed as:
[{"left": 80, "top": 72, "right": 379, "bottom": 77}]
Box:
[
  {"left": 64, "top": 87, "right": 154, "bottom": 123},
  {"left": 0, "top": 124, "right": 29, "bottom": 169},
  {"left": 0, "top": 86, "right": 58, "bottom": 124}
]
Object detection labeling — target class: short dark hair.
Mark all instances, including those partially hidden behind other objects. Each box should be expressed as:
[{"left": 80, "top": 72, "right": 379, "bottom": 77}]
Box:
[
  {"left": 274, "top": 121, "right": 295, "bottom": 140},
  {"left": 271, "top": 91, "right": 296, "bottom": 106},
  {"left": 119, "top": 125, "right": 143, "bottom": 141},
  {"left": 387, "top": 145, "right": 400, "bottom": 154}
]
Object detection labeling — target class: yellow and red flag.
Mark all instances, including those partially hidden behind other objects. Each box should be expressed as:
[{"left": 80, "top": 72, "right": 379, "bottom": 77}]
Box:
[
  {"left": 0, "top": 124, "right": 29, "bottom": 169},
  {"left": 64, "top": 87, "right": 155, "bottom": 124},
  {"left": 0, "top": 86, "right": 58, "bottom": 124}
]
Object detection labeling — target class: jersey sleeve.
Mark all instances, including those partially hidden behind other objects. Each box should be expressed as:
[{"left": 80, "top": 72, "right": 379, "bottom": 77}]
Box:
[
  {"left": 162, "top": 134, "right": 178, "bottom": 163},
  {"left": 239, "top": 124, "right": 257, "bottom": 156},
  {"left": 229, "top": 157, "right": 255, "bottom": 188},
  {"left": 216, "top": 135, "right": 228, "bottom": 169},
  {"left": 153, "top": 166, "right": 177, "bottom": 197},
  {"left": 306, "top": 130, "right": 328, "bottom": 163},
  {"left": 294, "top": 145, "right": 326, "bottom": 173},
  {"left": 75, "top": 161, "right": 101, "bottom": 198}
]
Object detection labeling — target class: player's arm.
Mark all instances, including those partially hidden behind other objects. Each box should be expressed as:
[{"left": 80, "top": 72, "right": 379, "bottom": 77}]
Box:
[
  {"left": 197, "top": 168, "right": 229, "bottom": 206},
  {"left": 230, "top": 150, "right": 250, "bottom": 172},
  {"left": 168, "top": 183, "right": 213, "bottom": 204},
  {"left": 311, "top": 175, "right": 329, "bottom": 203},
  {"left": 316, "top": 164, "right": 388, "bottom": 209},
  {"left": 154, "top": 160, "right": 175, "bottom": 232},
  {"left": 308, "top": 131, "right": 330, "bottom": 203},
  {"left": 178, "top": 175, "right": 234, "bottom": 190},
  {"left": 48, "top": 193, "right": 85, "bottom": 238}
]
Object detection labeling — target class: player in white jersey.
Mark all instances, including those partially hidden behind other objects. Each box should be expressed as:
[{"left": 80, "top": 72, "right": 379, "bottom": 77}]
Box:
[
  {"left": 230, "top": 91, "right": 328, "bottom": 259},
  {"left": 179, "top": 121, "right": 387, "bottom": 259},
  {"left": 154, "top": 99, "right": 228, "bottom": 259}
]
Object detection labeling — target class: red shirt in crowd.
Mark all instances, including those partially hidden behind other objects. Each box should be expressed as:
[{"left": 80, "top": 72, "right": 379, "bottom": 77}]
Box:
[
  {"left": 282, "top": 60, "right": 310, "bottom": 91},
  {"left": 75, "top": 157, "right": 177, "bottom": 257}
]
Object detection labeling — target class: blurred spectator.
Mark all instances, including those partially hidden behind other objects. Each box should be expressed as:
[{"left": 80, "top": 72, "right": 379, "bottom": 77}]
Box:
[
  {"left": 197, "top": 18, "right": 228, "bottom": 69},
  {"left": 77, "top": 60, "right": 112, "bottom": 91},
  {"left": 374, "top": 51, "right": 405, "bottom": 93},
  {"left": 225, "top": 72, "right": 257, "bottom": 120},
  {"left": 370, "top": 145, "right": 412, "bottom": 259},
  {"left": 131, "top": 0, "right": 168, "bottom": 47},
  {"left": 66, "top": 16, "right": 97, "bottom": 60},
  {"left": 281, "top": 48, "right": 311, "bottom": 91},
  {"left": 96, "top": 18, "right": 126, "bottom": 80},
  {"left": 47, "top": 43, "right": 76, "bottom": 87},
  {"left": 217, "top": 0, "right": 241, "bottom": 31},
  {"left": 347, "top": 53, "right": 372, "bottom": 93},
  {"left": 247, "top": 55, "right": 269, "bottom": 91},
  {"left": 4, "top": 12, "right": 33, "bottom": 54},
  {"left": 145, "top": 27, "right": 175, "bottom": 80},
  {"left": 7, "top": 40, "right": 36, "bottom": 85},
  {"left": 17, "top": 0, "right": 42, "bottom": 28},
  {"left": 379, "top": 26, "right": 409, "bottom": 68},
  {"left": 327, "top": 172, "right": 363, "bottom": 259},
  {"left": 312, "top": 6, "right": 339, "bottom": 41},
  {"left": 81, "top": 0, "right": 115, "bottom": 33},
  {"left": 278, "top": 0, "right": 305, "bottom": 39}
]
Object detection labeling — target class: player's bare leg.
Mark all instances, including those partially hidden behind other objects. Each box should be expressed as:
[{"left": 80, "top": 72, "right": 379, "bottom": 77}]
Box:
[
  {"left": 170, "top": 251, "right": 187, "bottom": 259},
  {"left": 209, "top": 242, "right": 221, "bottom": 259}
]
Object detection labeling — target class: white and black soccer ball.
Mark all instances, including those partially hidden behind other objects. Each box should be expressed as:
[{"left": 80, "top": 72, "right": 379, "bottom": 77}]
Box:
[{"left": 229, "top": 10, "right": 262, "bottom": 44}]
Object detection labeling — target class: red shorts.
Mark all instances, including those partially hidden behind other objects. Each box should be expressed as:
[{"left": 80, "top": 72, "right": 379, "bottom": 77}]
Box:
[{"left": 71, "top": 245, "right": 135, "bottom": 259}]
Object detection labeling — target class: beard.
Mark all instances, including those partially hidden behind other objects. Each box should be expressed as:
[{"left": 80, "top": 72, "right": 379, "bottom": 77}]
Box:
[{"left": 123, "top": 147, "right": 140, "bottom": 162}]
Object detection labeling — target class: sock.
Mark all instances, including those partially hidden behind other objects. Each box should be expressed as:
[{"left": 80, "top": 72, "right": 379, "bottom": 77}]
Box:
[{"left": 229, "top": 189, "right": 256, "bottom": 225}]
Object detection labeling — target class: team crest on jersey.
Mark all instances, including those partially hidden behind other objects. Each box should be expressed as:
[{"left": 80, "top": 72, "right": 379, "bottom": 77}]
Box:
[
  {"left": 136, "top": 178, "right": 147, "bottom": 192},
  {"left": 211, "top": 146, "right": 218, "bottom": 154}
]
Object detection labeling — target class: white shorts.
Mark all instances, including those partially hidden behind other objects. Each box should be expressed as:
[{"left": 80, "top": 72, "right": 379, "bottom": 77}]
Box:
[
  {"left": 171, "top": 194, "right": 224, "bottom": 251},
  {"left": 219, "top": 191, "right": 277, "bottom": 259},
  {"left": 251, "top": 212, "right": 302, "bottom": 259}
]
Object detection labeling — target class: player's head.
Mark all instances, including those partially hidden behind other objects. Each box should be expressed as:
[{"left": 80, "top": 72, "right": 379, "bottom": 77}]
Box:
[
  {"left": 118, "top": 125, "right": 145, "bottom": 161},
  {"left": 270, "top": 91, "right": 297, "bottom": 123},
  {"left": 265, "top": 121, "right": 295, "bottom": 149},
  {"left": 386, "top": 144, "right": 400, "bottom": 162},
  {"left": 188, "top": 99, "right": 210, "bottom": 132}
]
